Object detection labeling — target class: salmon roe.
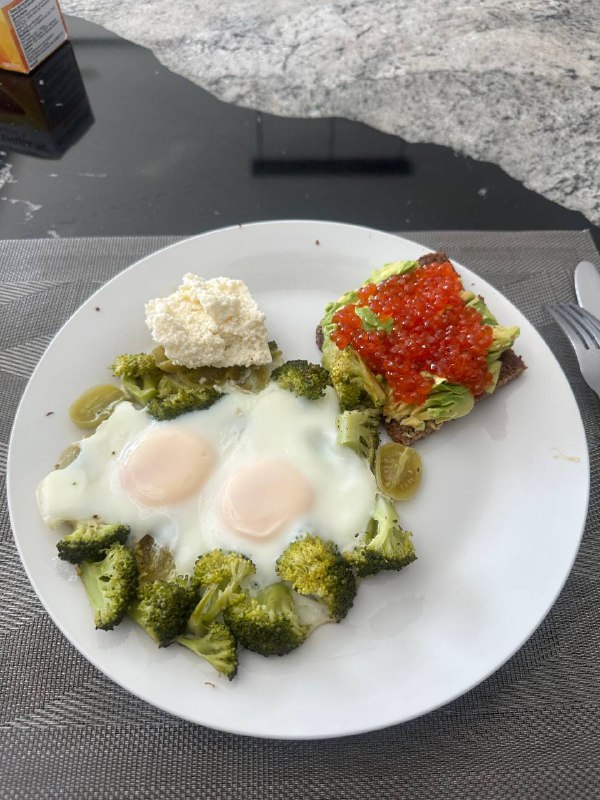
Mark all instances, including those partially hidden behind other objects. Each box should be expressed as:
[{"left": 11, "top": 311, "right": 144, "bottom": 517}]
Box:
[{"left": 331, "top": 260, "right": 494, "bottom": 406}]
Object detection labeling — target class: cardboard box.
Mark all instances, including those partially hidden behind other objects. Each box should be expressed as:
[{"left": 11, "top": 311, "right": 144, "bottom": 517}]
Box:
[
  {"left": 0, "top": 41, "right": 93, "bottom": 157},
  {"left": 0, "top": 0, "right": 68, "bottom": 74}
]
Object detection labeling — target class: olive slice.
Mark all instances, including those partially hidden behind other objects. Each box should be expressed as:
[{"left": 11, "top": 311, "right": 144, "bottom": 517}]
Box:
[
  {"left": 55, "top": 442, "right": 81, "bottom": 470},
  {"left": 375, "top": 442, "right": 422, "bottom": 501},
  {"left": 151, "top": 345, "right": 180, "bottom": 373},
  {"left": 69, "top": 384, "right": 125, "bottom": 430}
]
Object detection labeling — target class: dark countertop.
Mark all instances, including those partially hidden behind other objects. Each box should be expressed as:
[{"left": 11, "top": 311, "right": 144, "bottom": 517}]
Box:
[{"left": 0, "top": 15, "right": 597, "bottom": 247}]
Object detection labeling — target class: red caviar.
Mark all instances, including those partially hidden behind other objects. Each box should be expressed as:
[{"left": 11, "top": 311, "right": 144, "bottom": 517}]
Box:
[{"left": 331, "top": 260, "right": 494, "bottom": 405}]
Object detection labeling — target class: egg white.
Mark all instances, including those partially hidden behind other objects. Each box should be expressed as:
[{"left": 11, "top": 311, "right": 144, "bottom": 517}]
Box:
[{"left": 37, "top": 384, "right": 378, "bottom": 583}]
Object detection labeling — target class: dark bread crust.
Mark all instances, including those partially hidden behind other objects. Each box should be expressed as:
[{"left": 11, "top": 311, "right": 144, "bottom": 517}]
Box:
[
  {"left": 316, "top": 251, "right": 527, "bottom": 445},
  {"left": 418, "top": 251, "right": 449, "bottom": 266},
  {"left": 315, "top": 324, "right": 325, "bottom": 351}
]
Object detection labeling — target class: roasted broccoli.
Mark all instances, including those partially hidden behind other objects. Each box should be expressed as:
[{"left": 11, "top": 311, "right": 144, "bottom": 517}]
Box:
[
  {"left": 176, "top": 621, "right": 238, "bottom": 680},
  {"left": 270, "top": 359, "right": 330, "bottom": 400},
  {"left": 336, "top": 407, "right": 381, "bottom": 466},
  {"left": 129, "top": 578, "right": 198, "bottom": 647},
  {"left": 112, "top": 353, "right": 161, "bottom": 406},
  {"left": 57, "top": 518, "right": 130, "bottom": 564},
  {"left": 276, "top": 534, "right": 356, "bottom": 622},
  {"left": 146, "top": 373, "right": 223, "bottom": 420},
  {"left": 292, "top": 592, "right": 334, "bottom": 634},
  {"left": 224, "top": 582, "right": 308, "bottom": 656},
  {"left": 322, "top": 342, "right": 386, "bottom": 411},
  {"left": 189, "top": 550, "right": 256, "bottom": 634},
  {"left": 344, "top": 494, "right": 416, "bottom": 577},
  {"left": 133, "top": 534, "right": 176, "bottom": 585},
  {"left": 194, "top": 549, "right": 256, "bottom": 587},
  {"left": 267, "top": 340, "right": 281, "bottom": 359},
  {"left": 113, "top": 352, "right": 157, "bottom": 376},
  {"left": 78, "top": 542, "right": 138, "bottom": 630}
]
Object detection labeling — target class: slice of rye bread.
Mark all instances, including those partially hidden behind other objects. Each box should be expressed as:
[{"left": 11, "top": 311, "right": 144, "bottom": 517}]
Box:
[{"left": 316, "top": 251, "right": 527, "bottom": 445}]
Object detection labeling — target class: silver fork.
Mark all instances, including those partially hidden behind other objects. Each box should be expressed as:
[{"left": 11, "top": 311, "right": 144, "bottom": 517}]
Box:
[{"left": 548, "top": 301, "right": 600, "bottom": 399}]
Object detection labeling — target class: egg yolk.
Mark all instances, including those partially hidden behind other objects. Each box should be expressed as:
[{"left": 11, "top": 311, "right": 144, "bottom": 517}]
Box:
[
  {"left": 219, "top": 458, "right": 314, "bottom": 540},
  {"left": 121, "top": 427, "right": 215, "bottom": 507}
]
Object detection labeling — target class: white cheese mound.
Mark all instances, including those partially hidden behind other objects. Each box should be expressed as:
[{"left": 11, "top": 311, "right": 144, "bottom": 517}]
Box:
[{"left": 145, "top": 274, "right": 273, "bottom": 368}]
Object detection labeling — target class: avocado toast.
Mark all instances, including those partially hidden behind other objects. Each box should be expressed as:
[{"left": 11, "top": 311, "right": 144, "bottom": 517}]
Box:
[{"left": 317, "top": 251, "right": 526, "bottom": 443}]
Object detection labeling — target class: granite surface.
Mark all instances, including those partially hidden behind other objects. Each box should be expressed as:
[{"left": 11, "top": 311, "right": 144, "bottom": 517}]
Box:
[{"left": 61, "top": 0, "right": 600, "bottom": 225}]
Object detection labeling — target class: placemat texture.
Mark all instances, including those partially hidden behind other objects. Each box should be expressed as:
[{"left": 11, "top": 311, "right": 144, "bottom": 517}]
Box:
[{"left": 1, "top": 231, "right": 599, "bottom": 800}]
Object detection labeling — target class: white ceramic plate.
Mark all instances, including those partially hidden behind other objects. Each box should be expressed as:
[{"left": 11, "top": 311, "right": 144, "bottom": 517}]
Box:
[{"left": 8, "top": 221, "right": 588, "bottom": 739}]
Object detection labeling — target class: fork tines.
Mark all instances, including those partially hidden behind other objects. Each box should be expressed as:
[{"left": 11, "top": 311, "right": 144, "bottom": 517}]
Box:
[{"left": 548, "top": 302, "right": 600, "bottom": 350}]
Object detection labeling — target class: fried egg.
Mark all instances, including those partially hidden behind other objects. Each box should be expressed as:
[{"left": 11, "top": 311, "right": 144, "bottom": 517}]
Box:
[{"left": 37, "top": 384, "right": 378, "bottom": 583}]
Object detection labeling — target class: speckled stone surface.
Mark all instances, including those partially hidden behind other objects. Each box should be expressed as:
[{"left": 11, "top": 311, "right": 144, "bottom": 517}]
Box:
[{"left": 61, "top": 0, "right": 600, "bottom": 225}]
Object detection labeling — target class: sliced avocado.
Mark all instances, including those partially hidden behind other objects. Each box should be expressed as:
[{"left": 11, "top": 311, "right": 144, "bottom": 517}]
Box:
[
  {"left": 488, "top": 325, "right": 520, "bottom": 361},
  {"left": 355, "top": 306, "right": 393, "bottom": 333},
  {"left": 461, "top": 290, "right": 499, "bottom": 326},
  {"left": 364, "top": 260, "right": 418, "bottom": 286},
  {"left": 384, "top": 377, "right": 475, "bottom": 431},
  {"left": 321, "top": 289, "right": 359, "bottom": 340}
]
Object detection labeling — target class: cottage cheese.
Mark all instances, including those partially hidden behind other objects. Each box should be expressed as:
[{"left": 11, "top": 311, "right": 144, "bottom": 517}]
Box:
[{"left": 145, "top": 274, "right": 273, "bottom": 368}]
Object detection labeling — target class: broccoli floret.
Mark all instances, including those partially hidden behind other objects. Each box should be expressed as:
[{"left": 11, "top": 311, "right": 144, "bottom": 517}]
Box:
[
  {"left": 344, "top": 494, "right": 416, "bottom": 577},
  {"left": 112, "top": 353, "right": 161, "bottom": 406},
  {"left": 176, "top": 621, "right": 238, "bottom": 680},
  {"left": 336, "top": 407, "right": 381, "bottom": 466},
  {"left": 292, "top": 592, "right": 334, "bottom": 634},
  {"left": 224, "top": 582, "right": 308, "bottom": 656},
  {"left": 112, "top": 353, "right": 157, "bottom": 378},
  {"left": 56, "top": 518, "right": 130, "bottom": 564},
  {"left": 194, "top": 549, "right": 256, "bottom": 587},
  {"left": 155, "top": 373, "right": 194, "bottom": 397},
  {"left": 133, "top": 534, "right": 176, "bottom": 585},
  {"left": 276, "top": 534, "right": 356, "bottom": 622},
  {"left": 322, "top": 342, "right": 386, "bottom": 411},
  {"left": 78, "top": 542, "right": 138, "bottom": 630},
  {"left": 268, "top": 340, "right": 281, "bottom": 359},
  {"left": 270, "top": 359, "right": 330, "bottom": 400},
  {"left": 146, "top": 382, "right": 222, "bottom": 421},
  {"left": 129, "top": 578, "right": 198, "bottom": 647},
  {"left": 189, "top": 550, "right": 256, "bottom": 634}
]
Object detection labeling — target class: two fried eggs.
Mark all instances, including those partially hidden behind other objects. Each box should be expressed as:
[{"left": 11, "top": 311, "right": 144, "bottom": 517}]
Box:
[{"left": 37, "top": 384, "right": 377, "bottom": 583}]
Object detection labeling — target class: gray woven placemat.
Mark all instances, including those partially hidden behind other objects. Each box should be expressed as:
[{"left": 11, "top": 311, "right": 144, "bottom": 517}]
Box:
[{"left": 1, "top": 231, "right": 599, "bottom": 800}]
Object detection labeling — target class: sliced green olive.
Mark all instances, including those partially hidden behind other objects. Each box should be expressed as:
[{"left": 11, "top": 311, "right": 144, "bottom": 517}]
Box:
[
  {"left": 151, "top": 346, "right": 181, "bottom": 373},
  {"left": 375, "top": 442, "right": 422, "bottom": 501},
  {"left": 54, "top": 442, "right": 81, "bottom": 470},
  {"left": 69, "top": 384, "right": 125, "bottom": 430}
]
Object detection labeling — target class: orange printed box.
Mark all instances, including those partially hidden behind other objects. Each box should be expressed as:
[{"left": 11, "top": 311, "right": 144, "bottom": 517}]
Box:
[{"left": 0, "top": 0, "right": 67, "bottom": 74}]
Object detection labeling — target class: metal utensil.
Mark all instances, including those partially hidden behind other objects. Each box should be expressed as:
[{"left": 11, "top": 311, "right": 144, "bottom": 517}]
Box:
[
  {"left": 574, "top": 261, "right": 600, "bottom": 318},
  {"left": 548, "top": 301, "right": 600, "bottom": 400}
]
